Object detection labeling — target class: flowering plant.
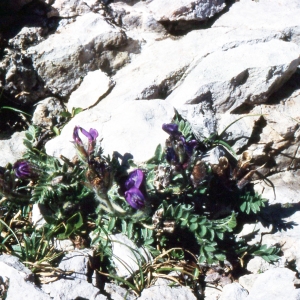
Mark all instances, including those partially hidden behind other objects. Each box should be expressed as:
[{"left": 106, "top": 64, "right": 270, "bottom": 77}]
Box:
[{"left": 0, "top": 115, "right": 279, "bottom": 295}]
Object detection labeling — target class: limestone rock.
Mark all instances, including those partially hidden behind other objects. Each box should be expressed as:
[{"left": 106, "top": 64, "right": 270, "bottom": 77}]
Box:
[
  {"left": 0, "top": 48, "right": 47, "bottom": 104},
  {"left": 104, "top": 283, "right": 136, "bottom": 300},
  {"left": 32, "top": 97, "right": 65, "bottom": 128},
  {"left": 110, "top": 2, "right": 166, "bottom": 34},
  {"left": 45, "top": 99, "right": 174, "bottom": 163},
  {"left": 53, "top": 239, "right": 75, "bottom": 252},
  {"left": 67, "top": 70, "right": 114, "bottom": 112},
  {"left": 110, "top": 233, "right": 151, "bottom": 278},
  {"left": 254, "top": 170, "right": 300, "bottom": 204},
  {"left": 148, "top": 0, "right": 226, "bottom": 22},
  {"left": 204, "top": 284, "right": 223, "bottom": 300},
  {"left": 137, "top": 284, "right": 197, "bottom": 300},
  {"left": 213, "top": 0, "right": 300, "bottom": 45},
  {"left": 246, "top": 256, "right": 287, "bottom": 274},
  {"left": 31, "top": 203, "right": 47, "bottom": 229},
  {"left": 166, "top": 40, "right": 300, "bottom": 114},
  {"left": 218, "top": 282, "right": 248, "bottom": 300},
  {"left": 52, "top": 0, "right": 104, "bottom": 17},
  {"left": 28, "top": 12, "right": 128, "bottom": 97},
  {"left": 257, "top": 210, "right": 300, "bottom": 272},
  {"left": 246, "top": 268, "right": 300, "bottom": 300},
  {"left": 0, "top": 255, "right": 51, "bottom": 300},
  {"left": 238, "top": 274, "right": 259, "bottom": 293},
  {"left": 0, "top": 131, "right": 27, "bottom": 167},
  {"left": 41, "top": 278, "right": 107, "bottom": 300},
  {"left": 58, "top": 249, "right": 92, "bottom": 280},
  {"left": 8, "top": 26, "right": 44, "bottom": 50}
]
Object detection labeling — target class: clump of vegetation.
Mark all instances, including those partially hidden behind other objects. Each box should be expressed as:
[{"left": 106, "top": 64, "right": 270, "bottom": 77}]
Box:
[{"left": 0, "top": 113, "right": 279, "bottom": 295}]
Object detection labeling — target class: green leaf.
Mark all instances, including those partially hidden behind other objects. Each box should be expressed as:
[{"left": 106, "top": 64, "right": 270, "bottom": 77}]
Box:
[
  {"left": 189, "top": 216, "right": 198, "bottom": 223},
  {"left": 25, "top": 132, "right": 33, "bottom": 140},
  {"left": 144, "top": 238, "right": 154, "bottom": 245},
  {"left": 107, "top": 217, "right": 116, "bottom": 232},
  {"left": 60, "top": 111, "right": 72, "bottom": 118},
  {"left": 204, "top": 245, "right": 216, "bottom": 252},
  {"left": 199, "top": 225, "right": 207, "bottom": 237},
  {"left": 52, "top": 126, "right": 60, "bottom": 136},
  {"left": 214, "top": 253, "right": 226, "bottom": 261},
  {"left": 72, "top": 107, "right": 83, "bottom": 117},
  {"left": 190, "top": 223, "right": 198, "bottom": 231},
  {"left": 174, "top": 205, "right": 183, "bottom": 218}
]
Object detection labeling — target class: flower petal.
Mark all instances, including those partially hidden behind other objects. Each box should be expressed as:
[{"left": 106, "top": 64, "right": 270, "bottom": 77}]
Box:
[
  {"left": 185, "top": 140, "right": 198, "bottom": 157},
  {"left": 125, "top": 187, "right": 145, "bottom": 209},
  {"left": 162, "top": 123, "right": 181, "bottom": 136},
  {"left": 73, "top": 126, "right": 83, "bottom": 145},
  {"left": 13, "top": 161, "right": 39, "bottom": 179},
  {"left": 125, "top": 169, "right": 144, "bottom": 190},
  {"left": 79, "top": 127, "right": 98, "bottom": 142},
  {"left": 89, "top": 128, "right": 98, "bottom": 140}
]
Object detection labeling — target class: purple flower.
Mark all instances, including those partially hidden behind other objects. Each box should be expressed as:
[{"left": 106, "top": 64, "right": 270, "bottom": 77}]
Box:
[
  {"left": 125, "top": 169, "right": 144, "bottom": 190},
  {"left": 184, "top": 139, "right": 198, "bottom": 157},
  {"left": 80, "top": 127, "right": 98, "bottom": 142},
  {"left": 125, "top": 187, "right": 146, "bottom": 210},
  {"left": 73, "top": 126, "right": 83, "bottom": 146},
  {"left": 13, "top": 161, "right": 39, "bottom": 180},
  {"left": 73, "top": 126, "right": 98, "bottom": 144},
  {"left": 165, "top": 147, "right": 178, "bottom": 165},
  {"left": 124, "top": 169, "right": 146, "bottom": 209},
  {"left": 162, "top": 123, "right": 182, "bottom": 137},
  {"left": 73, "top": 126, "right": 99, "bottom": 161}
]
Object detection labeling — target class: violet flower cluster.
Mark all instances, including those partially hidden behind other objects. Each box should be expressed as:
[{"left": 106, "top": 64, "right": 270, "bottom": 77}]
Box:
[
  {"left": 124, "top": 169, "right": 146, "bottom": 210},
  {"left": 13, "top": 161, "right": 39, "bottom": 180},
  {"left": 73, "top": 126, "right": 146, "bottom": 212},
  {"left": 162, "top": 123, "right": 198, "bottom": 170}
]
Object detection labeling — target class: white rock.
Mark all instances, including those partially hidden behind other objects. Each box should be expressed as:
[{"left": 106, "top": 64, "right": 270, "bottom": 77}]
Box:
[
  {"left": 31, "top": 203, "right": 47, "bottom": 229},
  {"left": 0, "top": 132, "right": 27, "bottom": 167},
  {"left": 213, "top": 0, "right": 300, "bottom": 45},
  {"left": 111, "top": 2, "right": 166, "bottom": 34},
  {"left": 166, "top": 40, "right": 300, "bottom": 113},
  {"left": 237, "top": 222, "right": 273, "bottom": 246},
  {"left": 42, "top": 278, "right": 106, "bottom": 300},
  {"left": 0, "top": 256, "right": 51, "bottom": 300},
  {"left": 52, "top": 0, "right": 102, "bottom": 17},
  {"left": 257, "top": 210, "right": 300, "bottom": 272},
  {"left": 32, "top": 97, "right": 65, "bottom": 128},
  {"left": 138, "top": 284, "right": 197, "bottom": 300},
  {"left": 67, "top": 70, "right": 114, "bottom": 112},
  {"left": 246, "top": 268, "right": 300, "bottom": 300},
  {"left": 239, "top": 274, "right": 259, "bottom": 293},
  {"left": 246, "top": 256, "right": 287, "bottom": 274},
  {"left": 104, "top": 283, "right": 136, "bottom": 300},
  {"left": 46, "top": 99, "right": 174, "bottom": 163},
  {"left": 53, "top": 239, "right": 75, "bottom": 252},
  {"left": 58, "top": 249, "right": 92, "bottom": 280},
  {"left": 254, "top": 170, "right": 300, "bottom": 204},
  {"left": 148, "top": 0, "right": 226, "bottom": 22},
  {"left": 204, "top": 283, "right": 223, "bottom": 300},
  {"left": 110, "top": 233, "right": 152, "bottom": 278},
  {"left": 28, "top": 12, "right": 127, "bottom": 96},
  {"left": 216, "top": 113, "right": 261, "bottom": 152},
  {"left": 219, "top": 282, "right": 248, "bottom": 300}
]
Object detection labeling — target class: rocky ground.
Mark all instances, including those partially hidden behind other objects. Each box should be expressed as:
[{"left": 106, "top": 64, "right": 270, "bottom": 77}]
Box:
[{"left": 1, "top": 0, "right": 300, "bottom": 299}]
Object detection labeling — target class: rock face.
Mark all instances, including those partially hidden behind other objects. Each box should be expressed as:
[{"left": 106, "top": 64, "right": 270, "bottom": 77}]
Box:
[
  {"left": 28, "top": 12, "right": 128, "bottom": 96},
  {"left": 0, "top": 255, "right": 51, "bottom": 300},
  {"left": 148, "top": 0, "right": 226, "bottom": 22},
  {"left": 1, "top": 0, "right": 300, "bottom": 299}
]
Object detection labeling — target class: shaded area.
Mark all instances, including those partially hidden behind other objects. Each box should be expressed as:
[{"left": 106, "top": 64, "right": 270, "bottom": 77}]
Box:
[{"left": 0, "top": 0, "right": 60, "bottom": 58}]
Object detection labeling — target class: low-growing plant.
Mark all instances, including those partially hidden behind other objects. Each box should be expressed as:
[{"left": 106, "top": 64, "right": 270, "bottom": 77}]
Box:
[{"left": 0, "top": 113, "right": 280, "bottom": 294}]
